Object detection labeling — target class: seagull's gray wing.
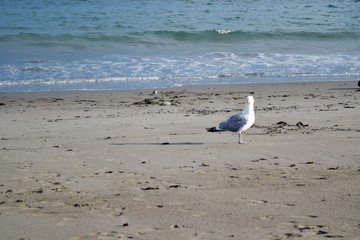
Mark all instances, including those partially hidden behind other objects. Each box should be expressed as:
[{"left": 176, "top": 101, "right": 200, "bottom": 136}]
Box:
[{"left": 218, "top": 113, "right": 248, "bottom": 132}]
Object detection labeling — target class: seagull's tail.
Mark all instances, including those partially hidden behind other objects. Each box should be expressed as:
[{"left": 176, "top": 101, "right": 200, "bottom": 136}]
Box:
[{"left": 206, "top": 127, "right": 218, "bottom": 132}]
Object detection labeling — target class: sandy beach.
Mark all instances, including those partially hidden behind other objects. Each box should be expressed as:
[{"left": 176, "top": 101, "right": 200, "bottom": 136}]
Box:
[{"left": 0, "top": 81, "right": 359, "bottom": 240}]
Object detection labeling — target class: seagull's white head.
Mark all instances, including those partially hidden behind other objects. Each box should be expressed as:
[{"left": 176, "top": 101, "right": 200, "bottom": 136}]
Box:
[{"left": 246, "top": 96, "right": 254, "bottom": 105}]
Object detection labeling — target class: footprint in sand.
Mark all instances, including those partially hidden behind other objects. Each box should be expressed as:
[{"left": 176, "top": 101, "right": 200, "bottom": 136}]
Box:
[
  {"left": 234, "top": 198, "right": 268, "bottom": 206},
  {"left": 247, "top": 199, "right": 268, "bottom": 205},
  {"left": 57, "top": 217, "right": 76, "bottom": 226},
  {"left": 73, "top": 231, "right": 135, "bottom": 240}
]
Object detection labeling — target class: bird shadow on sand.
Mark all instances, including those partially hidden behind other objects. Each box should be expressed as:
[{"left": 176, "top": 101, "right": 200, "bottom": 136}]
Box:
[
  {"left": 111, "top": 142, "right": 204, "bottom": 146},
  {"left": 329, "top": 87, "right": 360, "bottom": 91}
]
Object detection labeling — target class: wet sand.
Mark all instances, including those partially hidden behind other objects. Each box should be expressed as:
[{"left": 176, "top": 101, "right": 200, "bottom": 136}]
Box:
[{"left": 0, "top": 81, "right": 359, "bottom": 239}]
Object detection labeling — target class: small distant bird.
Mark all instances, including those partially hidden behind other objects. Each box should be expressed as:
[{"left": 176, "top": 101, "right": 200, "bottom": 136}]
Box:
[{"left": 207, "top": 96, "right": 255, "bottom": 144}]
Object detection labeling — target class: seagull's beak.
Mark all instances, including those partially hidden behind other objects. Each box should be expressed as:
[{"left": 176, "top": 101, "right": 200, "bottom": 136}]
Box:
[{"left": 247, "top": 99, "right": 251, "bottom": 104}]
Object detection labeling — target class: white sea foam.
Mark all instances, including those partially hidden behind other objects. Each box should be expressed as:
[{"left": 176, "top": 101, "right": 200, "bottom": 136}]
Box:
[
  {"left": 1, "top": 51, "right": 359, "bottom": 92},
  {"left": 215, "top": 30, "right": 235, "bottom": 35}
]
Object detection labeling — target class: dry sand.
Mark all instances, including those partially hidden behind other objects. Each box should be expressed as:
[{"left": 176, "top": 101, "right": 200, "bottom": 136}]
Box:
[{"left": 0, "top": 81, "right": 359, "bottom": 240}]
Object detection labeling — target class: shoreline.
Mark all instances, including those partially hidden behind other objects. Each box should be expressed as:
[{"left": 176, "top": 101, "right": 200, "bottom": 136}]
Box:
[
  {"left": 1, "top": 80, "right": 359, "bottom": 239},
  {"left": 1, "top": 78, "right": 359, "bottom": 94},
  {"left": 1, "top": 79, "right": 359, "bottom": 97}
]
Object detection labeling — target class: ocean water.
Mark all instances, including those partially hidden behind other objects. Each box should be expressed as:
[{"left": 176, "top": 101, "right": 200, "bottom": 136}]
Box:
[{"left": 0, "top": 0, "right": 359, "bottom": 92}]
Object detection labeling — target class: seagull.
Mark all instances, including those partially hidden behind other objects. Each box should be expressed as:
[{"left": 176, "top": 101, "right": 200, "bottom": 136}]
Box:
[{"left": 206, "top": 96, "right": 255, "bottom": 144}]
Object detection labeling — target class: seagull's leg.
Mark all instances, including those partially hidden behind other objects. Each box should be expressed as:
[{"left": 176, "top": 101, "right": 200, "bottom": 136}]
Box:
[{"left": 238, "top": 132, "right": 246, "bottom": 144}]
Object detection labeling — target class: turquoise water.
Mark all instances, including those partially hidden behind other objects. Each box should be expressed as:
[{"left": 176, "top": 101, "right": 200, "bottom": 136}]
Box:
[{"left": 1, "top": 0, "right": 359, "bottom": 92}]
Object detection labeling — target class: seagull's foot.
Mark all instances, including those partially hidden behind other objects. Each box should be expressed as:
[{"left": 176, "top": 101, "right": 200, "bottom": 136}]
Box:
[{"left": 238, "top": 140, "right": 246, "bottom": 144}]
